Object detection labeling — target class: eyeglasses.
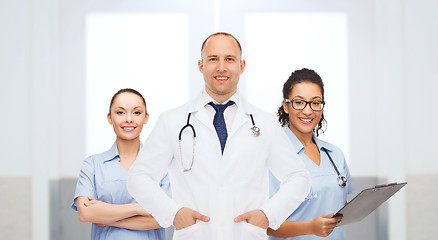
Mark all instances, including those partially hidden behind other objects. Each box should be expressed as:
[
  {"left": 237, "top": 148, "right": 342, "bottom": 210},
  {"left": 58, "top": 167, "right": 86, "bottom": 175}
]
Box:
[{"left": 284, "top": 99, "right": 325, "bottom": 111}]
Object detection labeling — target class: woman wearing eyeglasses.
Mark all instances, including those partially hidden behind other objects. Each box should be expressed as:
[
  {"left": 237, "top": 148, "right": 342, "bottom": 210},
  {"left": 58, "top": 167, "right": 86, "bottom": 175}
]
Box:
[
  {"left": 268, "top": 68, "right": 354, "bottom": 240},
  {"left": 72, "top": 88, "right": 170, "bottom": 240}
]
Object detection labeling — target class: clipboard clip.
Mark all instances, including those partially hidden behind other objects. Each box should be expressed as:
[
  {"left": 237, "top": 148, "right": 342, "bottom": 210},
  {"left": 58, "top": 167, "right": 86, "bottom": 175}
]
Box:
[{"left": 375, "top": 182, "right": 397, "bottom": 188}]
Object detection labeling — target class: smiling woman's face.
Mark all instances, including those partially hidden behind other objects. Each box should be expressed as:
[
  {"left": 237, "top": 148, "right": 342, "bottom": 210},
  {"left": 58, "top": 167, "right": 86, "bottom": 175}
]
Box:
[
  {"left": 283, "top": 81, "right": 323, "bottom": 138},
  {"left": 107, "top": 92, "right": 148, "bottom": 142}
]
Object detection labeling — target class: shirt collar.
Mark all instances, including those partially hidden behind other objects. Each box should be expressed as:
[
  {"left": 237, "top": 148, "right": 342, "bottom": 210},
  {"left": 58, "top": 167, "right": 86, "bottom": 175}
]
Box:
[
  {"left": 284, "top": 127, "right": 305, "bottom": 154},
  {"left": 312, "top": 134, "right": 333, "bottom": 152},
  {"left": 187, "top": 89, "right": 256, "bottom": 115},
  {"left": 201, "top": 89, "right": 240, "bottom": 107},
  {"left": 102, "top": 141, "right": 143, "bottom": 163},
  {"left": 284, "top": 126, "right": 333, "bottom": 153}
]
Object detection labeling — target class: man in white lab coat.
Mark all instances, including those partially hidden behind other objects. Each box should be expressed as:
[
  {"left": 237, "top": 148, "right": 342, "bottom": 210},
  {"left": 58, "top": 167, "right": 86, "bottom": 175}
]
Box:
[{"left": 127, "top": 32, "right": 310, "bottom": 240}]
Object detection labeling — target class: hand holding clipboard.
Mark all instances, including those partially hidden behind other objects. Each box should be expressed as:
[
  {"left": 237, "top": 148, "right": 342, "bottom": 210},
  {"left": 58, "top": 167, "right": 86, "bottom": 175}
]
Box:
[{"left": 334, "top": 182, "right": 407, "bottom": 226}]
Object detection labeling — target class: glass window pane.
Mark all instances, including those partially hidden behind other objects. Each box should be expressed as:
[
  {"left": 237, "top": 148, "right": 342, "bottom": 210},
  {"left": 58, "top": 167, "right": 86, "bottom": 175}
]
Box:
[
  {"left": 86, "top": 13, "right": 189, "bottom": 156},
  {"left": 245, "top": 13, "right": 349, "bottom": 160}
]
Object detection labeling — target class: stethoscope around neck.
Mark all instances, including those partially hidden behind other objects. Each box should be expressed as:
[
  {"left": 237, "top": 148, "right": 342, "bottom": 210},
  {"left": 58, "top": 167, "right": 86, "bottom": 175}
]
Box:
[
  {"left": 178, "top": 112, "right": 260, "bottom": 172},
  {"left": 305, "top": 147, "right": 347, "bottom": 201},
  {"left": 178, "top": 113, "right": 196, "bottom": 172},
  {"left": 322, "top": 147, "right": 347, "bottom": 187}
]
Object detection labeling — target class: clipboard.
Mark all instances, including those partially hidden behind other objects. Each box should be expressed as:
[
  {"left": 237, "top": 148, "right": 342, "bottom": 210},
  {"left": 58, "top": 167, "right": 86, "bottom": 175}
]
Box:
[{"left": 334, "top": 182, "right": 407, "bottom": 226}]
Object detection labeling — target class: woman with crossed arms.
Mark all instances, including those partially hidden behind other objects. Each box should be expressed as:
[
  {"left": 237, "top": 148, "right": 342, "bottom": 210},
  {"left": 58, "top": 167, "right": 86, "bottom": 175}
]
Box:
[{"left": 72, "top": 88, "right": 170, "bottom": 240}]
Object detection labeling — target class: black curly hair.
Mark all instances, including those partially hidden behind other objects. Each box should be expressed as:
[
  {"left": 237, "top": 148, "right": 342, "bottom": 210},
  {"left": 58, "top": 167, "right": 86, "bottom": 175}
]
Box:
[{"left": 277, "top": 68, "right": 327, "bottom": 136}]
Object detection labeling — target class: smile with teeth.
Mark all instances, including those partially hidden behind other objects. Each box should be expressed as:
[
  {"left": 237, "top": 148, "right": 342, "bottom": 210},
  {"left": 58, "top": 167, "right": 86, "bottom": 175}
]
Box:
[
  {"left": 215, "top": 76, "right": 229, "bottom": 80},
  {"left": 122, "top": 126, "right": 135, "bottom": 131},
  {"left": 299, "top": 118, "right": 313, "bottom": 123}
]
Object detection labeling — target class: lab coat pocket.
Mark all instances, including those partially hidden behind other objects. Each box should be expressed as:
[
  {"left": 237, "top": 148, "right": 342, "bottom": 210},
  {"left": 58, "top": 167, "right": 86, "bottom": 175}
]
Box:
[
  {"left": 173, "top": 222, "right": 202, "bottom": 240},
  {"left": 240, "top": 222, "right": 268, "bottom": 240}
]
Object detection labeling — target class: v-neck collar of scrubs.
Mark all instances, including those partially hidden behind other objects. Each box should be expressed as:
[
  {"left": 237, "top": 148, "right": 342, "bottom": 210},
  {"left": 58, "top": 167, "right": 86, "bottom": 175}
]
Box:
[
  {"left": 284, "top": 126, "right": 334, "bottom": 154},
  {"left": 284, "top": 127, "right": 336, "bottom": 172}
]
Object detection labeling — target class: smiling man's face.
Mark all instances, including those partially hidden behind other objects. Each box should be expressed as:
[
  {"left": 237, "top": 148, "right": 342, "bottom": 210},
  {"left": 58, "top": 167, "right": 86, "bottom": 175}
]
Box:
[{"left": 198, "top": 34, "right": 245, "bottom": 103}]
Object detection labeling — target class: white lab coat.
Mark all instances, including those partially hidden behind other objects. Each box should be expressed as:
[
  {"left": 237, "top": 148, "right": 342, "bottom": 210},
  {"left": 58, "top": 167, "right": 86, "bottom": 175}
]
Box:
[{"left": 127, "top": 92, "right": 310, "bottom": 240}]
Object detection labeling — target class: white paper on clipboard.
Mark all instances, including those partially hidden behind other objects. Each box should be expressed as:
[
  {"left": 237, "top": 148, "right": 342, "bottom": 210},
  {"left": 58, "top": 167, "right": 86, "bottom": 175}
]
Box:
[{"left": 334, "top": 182, "right": 407, "bottom": 226}]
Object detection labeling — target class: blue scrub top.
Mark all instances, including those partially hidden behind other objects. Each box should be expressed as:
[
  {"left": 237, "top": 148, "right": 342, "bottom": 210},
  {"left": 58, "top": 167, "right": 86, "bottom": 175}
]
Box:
[
  {"left": 72, "top": 142, "right": 171, "bottom": 240},
  {"left": 270, "top": 127, "right": 354, "bottom": 240}
]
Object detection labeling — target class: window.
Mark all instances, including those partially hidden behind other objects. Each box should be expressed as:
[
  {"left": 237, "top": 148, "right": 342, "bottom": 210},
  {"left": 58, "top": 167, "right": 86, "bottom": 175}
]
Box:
[
  {"left": 85, "top": 13, "right": 189, "bottom": 156},
  {"left": 245, "top": 13, "right": 349, "bottom": 160}
]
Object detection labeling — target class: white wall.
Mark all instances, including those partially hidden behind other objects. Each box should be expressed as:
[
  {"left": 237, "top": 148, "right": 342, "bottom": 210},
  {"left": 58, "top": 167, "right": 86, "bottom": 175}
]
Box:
[
  {"left": 1, "top": 1, "right": 60, "bottom": 239},
  {"left": 403, "top": 1, "right": 438, "bottom": 239},
  {"left": 1, "top": 1, "right": 32, "bottom": 239},
  {"left": 403, "top": 0, "right": 438, "bottom": 175},
  {"left": 374, "top": 1, "right": 406, "bottom": 239},
  {"left": 0, "top": 1, "right": 32, "bottom": 177}
]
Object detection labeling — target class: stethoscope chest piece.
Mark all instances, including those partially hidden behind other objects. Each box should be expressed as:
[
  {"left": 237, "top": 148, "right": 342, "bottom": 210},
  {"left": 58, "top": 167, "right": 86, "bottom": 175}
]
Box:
[
  {"left": 323, "top": 148, "right": 348, "bottom": 187},
  {"left": 249, "top": 114, "right": 260, "bottom": 137},
  {"left": 250, "top": 126, "right": 260, "bottom": 137},
  {"left": 337, "top": 176, "right": 348, "bottom": 187}
]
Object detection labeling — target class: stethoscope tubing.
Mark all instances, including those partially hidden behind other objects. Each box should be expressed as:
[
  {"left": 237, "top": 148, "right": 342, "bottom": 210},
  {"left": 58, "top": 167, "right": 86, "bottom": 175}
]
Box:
[
  {"left": 322, "top": 147, "right": 347, "bottom": 187},
  {"left": 179, "top": 113, "right": 196, "bottom": 172},
  {"left": 179, "top": 113, "right": 196, "bottom": 140},
  {"left": 178, "top": 112, "right": 259, "bottom": 172}
]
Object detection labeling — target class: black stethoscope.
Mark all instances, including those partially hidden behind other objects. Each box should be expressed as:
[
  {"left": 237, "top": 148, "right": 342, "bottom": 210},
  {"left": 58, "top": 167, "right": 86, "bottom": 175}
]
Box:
[
  {"left": 178, "top": 112, "right": 260, "bottom": 172},
  {"left": 322, "top": 147, "right": 347, "bottom": 187},
  {"left": 303, "top": 146, "right": 348, "bottom": 201}
]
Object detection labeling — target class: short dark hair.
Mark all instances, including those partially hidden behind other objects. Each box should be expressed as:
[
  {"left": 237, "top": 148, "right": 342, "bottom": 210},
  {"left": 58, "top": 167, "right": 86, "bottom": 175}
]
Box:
[
  {"left": 200, "top": 32, "right": 242, "bottom": 58},
  {"left": 277, "top": 68, "right": 327, "bottom": 136},
  {"left": 109, "top": 88, "right": 147, "bottom": 114}
]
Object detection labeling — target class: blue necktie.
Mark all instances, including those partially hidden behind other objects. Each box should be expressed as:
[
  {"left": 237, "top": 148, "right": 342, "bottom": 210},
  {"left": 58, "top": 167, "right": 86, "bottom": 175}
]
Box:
[{"left": 209, "top": 101, "right": 235, "bottom": 154}]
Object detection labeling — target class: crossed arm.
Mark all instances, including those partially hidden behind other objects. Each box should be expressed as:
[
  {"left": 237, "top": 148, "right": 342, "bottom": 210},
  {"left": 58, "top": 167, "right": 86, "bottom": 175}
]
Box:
[{"left": 76, "top": 196, "right": 162, "bottom": 231}]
